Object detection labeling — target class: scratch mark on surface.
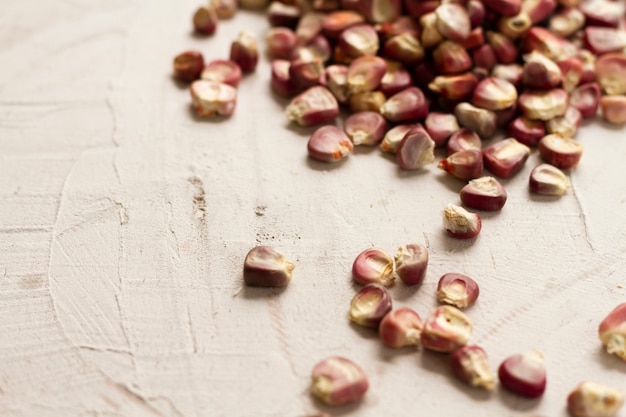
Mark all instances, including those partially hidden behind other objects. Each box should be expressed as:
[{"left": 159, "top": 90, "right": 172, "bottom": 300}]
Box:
[
  {"left": 78, "top": 345, "right": 133, "bottom": 356},
  {"left": 187, "top": 176, "right": 206, "bottom": 221},
  {"left": 570, "top": 178, "right": 595, "bottom": 252},
  {"left": 100, "top": 371, "right": 167, "bottom": 417},
  {"left": 148, "top": 396, "right": 185, "bottom": 417},
  {"left": 0, "top": 225, "right": 54, "bottom": 233},
  {"left": 268, "top": 298, "right": 298, "bottom": 377},
  {"left": 165, "top": 200, "right": 181, "bottom": 260},
  {"left": 186, "top": 306, "right": 198, "bottom": 354}
]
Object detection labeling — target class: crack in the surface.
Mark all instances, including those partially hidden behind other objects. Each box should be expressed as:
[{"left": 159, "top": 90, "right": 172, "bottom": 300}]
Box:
[{"left": 570, "top": 176, "right": 595, "bottom": 252}]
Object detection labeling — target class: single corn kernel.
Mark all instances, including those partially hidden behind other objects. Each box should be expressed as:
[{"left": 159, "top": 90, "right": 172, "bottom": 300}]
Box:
[
  {"left": 507, "top": 116, "right": 546, "bottom": 147},
  {"left": 460, "top": 176, "right": 507, "bottom": 211},
  {"left": 522, "top": 51, "right": 562, "bottom": 90},
  {"left": 396, "top": 126, "right": 436, "bottom": 170},
  {"left": 558, "top": 57, "right": 584, "bottom": 93},
  {"left": 421, "top": 305, "right": 473, "bottom": 352},
  {"left": 289, "top": 58, "right": 326, "bottom": 89},
  {"left": 349, "top": 91, "right": 387, "bottom": 113},
  {"left": 494, "top": 103, "right": 518, "bottom": 128},
  {"left": 549, "top": 7, "right": 585, "bottom": 38},
  {"left": 173, "top": 50, "right": 205, "bottom": 82},
  {"left": 344, "top": 111, "right": 388, "bottom": 146},
  {"left": 325, "top": 65, "right": 349, "bottom": 103},
  {"left": 522, "top": 27, "right": 577, "bottom": 62},
  {"left": 522, "top": 0, "right": 557, "bottom": 23},
  {"left": 361, "top": 0, "right": 403, "bottom": 24},
  {"left": 454, "top": 102, "right": 497, "bottom": 139},
  {"left": 380, "top": 87, "right": 429, "bottom": 122},
  {"left": 483, "top": 138, "right": 530, "bottom": 178},
  {"left": 292, "top": 35, "right": 332, "bottom": 64},
  {"left": 425, "top": 112, "right": 460, "bottom": 148},
  {"left": 600, "top": 95, "right": 626, "bottom": 125},
  {"left": 538, "top": 134, "right": 582, "bottom": 169},
  {"left": 379, "top": 307, "right": 423, "bottom": 348},
  {"left": 583, "top": 27, "right": 626, "bottom": 55},
  {"left": 576, "top": 45, "right": 597, "bottom": 84},
  {"left": 429, "top": 73, "right": 479, "bottom": 102},
  {"left": 447, "top": 129, "right": 482, "bottom": 155},
  {"left": 435, "top": 3, "right": 471, "bottom": 42},
  {"left": 529, "top": 163, "right": 570, "bottom": 195},
  {"left": 190, "top": 80, "right": 237, "bottom": 117},
  {"left": 580, "top": 0, "right": 625, "bottom": 27},
  {"left": 598, "top": 303, "right": 626, "bottom": 361},
  {"left": 230, "top": 31, "right": 259, "bottom": 73},
  {"left": 437, "top": 272, "right": 479, "bottom": 308},
  {"left": 546, "top": 107, "right": 582, "bottom": 138},
  {"left": 467, "top": 0, "right": 486, "bottom": 27},
  {"left": 375, "top": 15, "right": 420, "bottom": 39},
  {"left": 472, "top": 77, "right": 518, "bottom": 111},
  {"left": 243, "top": 246, "right": 295, "bottom": 287},
  {"left": 482, "top": 0, "right": 521, "bottom": 16},
  {"left": 460, "top": 26, "right": 485, "bottom": 49},
  {"left": 193, "top": 5, "right": 218, "bottom": 35},
  {"left": 443, "top": 203, "right": 482, "bottom": 239},
  {"left": 296, "top": 12, "right": 325, "bottom": 43},
  {"left": 268, "top": 1, "right": 301, "bottom": 28},
  {"left": 380, "top": 123, "right": 421, "bottom": 153},
  {"left": 265, "top": 27, "right": 298, "bottom": 60},
  {"left": 352, "top": 247, "right": 395, "bottom": 286},
  {"left": 486, "top": 31, "right": 519, "bottom": 64},
  {"left": 438, "top": 150, "right": 484, "bottom": 181},
  {"left": 201, "top": 60, "right": 242, "bottom": 87},
  {"left": 307, "top": 125, "right": 354, "bottom": 163},
  {"left": 380, "top": 61, "right": 413, "bottom": 96},
  {"left": 346, "top": 56, "right": 387, "bottom": 94},
  {"left": 498, "top": 13, "right": 532, "bottom": 39},
  {"left": 382, "top": 33, "right": 425, "bottom": 66},
  {"left": 518, "top": 88, "right": 569, "bottom": 121},
  {"left": 286, "top": 86, "right": 339, "bottom": 126},
  {"left": 271, "top": 60, "right": 299, "bottom": 97},
  {"left": 567, "top": 381, "right": 625, "bottom": 417},
  {"left": 394, "top": 243, "right": 428, "bottom": 286},
  {"left": 338, "top": 24, "right": 380, "bottom": 58},
  {"left": 450, "top": 345, "right": 495, "bottom": 390},
  {"left": 420, "top": 12, "right": 445, "bottom": 49},
  {"left": 595, "top": 53, "right": 626, "bottom": 96},
  {"left": 311, "top": 357, "right": 369, "bottom": 406},
  {"left": 570, "top": 83, "right": 601, "bottom": 119},
  {"left": 472, "top": 44, "right": 498, "bottom": 70},
  {"left": 349, "top": 283, "right": 393, "bottom": 328},
  {"left": 405, "top": 0, "right": 440, "bottom": 19},
  {"left": 492, "top": 63, "right": 524, "bottom": 88},
  {"left": 211, "top": 0, "right": 237, "bottom": 19},
  {"left": 432, "top": 41, "right": 473, "bottom": 75},
  {"left": 322, "top": 10, "right": 365, "bottom": 38},
  {"left": 498, "top": 350, "right": 547, "bottom": 398}
]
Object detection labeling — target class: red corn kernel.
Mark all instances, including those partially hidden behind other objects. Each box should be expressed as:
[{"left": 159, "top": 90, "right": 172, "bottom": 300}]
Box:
[
  {"left": 193, "top": 6, "right": 218, "bottom": 35},
  {"left": 583, "top": 26, "right": 626, "bottom": 55},
  {"left": 325, "top": 65, "right": 350, "bottom": 103},
  {"left": 443, "top": 203, "right": 482, "bottom": 239},
  {"left": 349, "top": 91, "right": 387, "bottom": 113},
  {"left": 311, "top": 357, "right": 369, "bottom": 406},
  {"left": 491, "top": 63, "right": 524, "bottom": 88},
  {"left": 383, "top": 33, "right": 425, "bottom": 66},
  {"left": 482, "top": 0, "right": 521, "bottom": 16},
  {"left": 201, "top": 60, "right": 242, "bottom": 87},
  {"left": 498, "top": 350, "right": 547, "bottom": 398},
  {"left": 472, "top": 77, "right": 518, "bottom": 111},
  {"left": 230, "top": 31, "right": 259, "bottom": 73},
  {"left": 595, "top": 53, "right": 626, "bottom": 96},
  {"left": 322, "top": 10, "right": 365, "bottom": 39},
  {"left": 450, "top": 345, "right": 495, "bottom": 390},
  {"left": 286, "top": 86, "right": 339, "bottom": 126},
  {"left": 376, "top": 15, "right": 420, "bottom": 40},
  {"left": 396, "top": 126, "right": 436, "bottom": 170},
  {"left": 437, "top": 272, "right": 479, "bottom": 308},
  {"left": 454, "top": 102, "right": 497, "bottom": 139},
  {"left": 529, "top": 163, "right": 570, "bottom": 195},
  {"left": 567, "top": 381, "right": 625, "bottom": 417},
  {"left": 486, "top": 31, "right": 518, "bottom": 64},
  {"left": 483, "top": 138, "right": 530, "bottom": 178},
  {"left": 432, "top": 41, "right": 473, "bottom": 75},
  {"left": 459, "top": 27, "right": 485, "bottom": 50},
  {"left": 429, "top": 73, "right": 479, "bottom": 102},
  {"left": 173, "top": 50, "right": 204, "bottom": 83},
  {"left": 291, "top": 35, "right": 332, "bottom": 64},
  {"left": 268, "top": 1, "right": 301, "bottom": 28},
  {"left": 380, "top": 123, "right": 421, "bottom": 153},
  {"left": 558, "top": 57, "right": 584, "bottom": 93},
  {"left": 579, "top": 0, "right": 625, "bottom": 28},
  {"left": 425, "top": 112, "right": 460, "bottom": 147},
  {"left": 352, "top": 247, "right": 395, "bottom": 286},
  {"left": 346, "top": 56, "right": 388, "bottom": 94},
  {"left": 518, "top": 88, "right": 569, "bottom": 121},
  {"left": 570, "top": 83, "right": 601, "bottom": 119},
  {"left": 460, "top": 176, "right": 508, "bottom": 211},
  {"left": 265, "top": 27, "right": 298, "bottom": 60},
  {"left": 349, "top": 283, "right": 393, "bottom": 328},
  {"left": 289, "top": 58, "right": 326, "bottom": 89},
  {"left": 394, "top": 243, "right": 428, "bottom": 286},
  {"left": 243, "top": 246, "right": 295, "bottom": 287},
  {"left": 600, "top": 95, "right": 626, "bottom": 125},
  {"left": 522, "top": 27, "right": 577, "bottom": 62},
  {"left": 379, "top": 61, "right": 413, "bottom": 96},
  {"left": 549, "top": 7, "right": 585, "bottom": 38},
  {"left": 380, "top": 87, "right": 429, "bottom": 122},
  {"left": 467, "top": 0, "right": 486, "bottom": 27},
  {"left": 420, "top": 12, "right": 445, "bottom": 49},
  {"left": 521, "top": 0, "right": 557, "bottom": 24},
  {"left": 361, "top": 0, "right": 403, "bottom": 24},
  {"left": 522, "top": 51, "right": 562, "bottom": 90},
  {"left": 405, "top": 0, "right": 440, "bottom": 19},
  {"left": 438, "top": 150, "right": 484, "bottom": 181},
  {"left": 211, "top": 0, "right": 237, "bottom": 19},
  {"left": 379, "top": 307, "right": 423, "bottom": 348},
  {"left": 498, "top": 13, "right": 532, "bottom": 40},
  {"left": 546, "top": 106, "right": 582, "bottom": 138},
  {"left": 296, "top": 12, "right": 325, "bottom": 43},
  {"left": 435, "top": 3, "right": 471, "bottom": 42},
  {"left": 421, "top": 305, "right": 473, "bottom": 352},
  {"left": 507, "top": 116, "right": 546, "bottom": 147},
  {"left": 307, "top": 125, "right": 354, "bottom": 163},
  {"left": 271, "top": 60, "right": 299, "bottom": 97},
  {"left": 190, "top": 80, "right": 237, "bottom": 117},
  {"left": 344, "top": 111, "right": 388, "bottom": 146},
  {"left": 447, "top": 129, "right": 482, "bottom": 155},
  {"left": 494, "top": 103, "right": 518, "bottom": 128},
  {"left": 538, "top": 134, "right": 583, "bottom": 169},
  {"left": 338, "top": 24, "right": 380, "bottom": 59},
  {"left": 599, "top": 303, "right": 626, "bottom": 361}
]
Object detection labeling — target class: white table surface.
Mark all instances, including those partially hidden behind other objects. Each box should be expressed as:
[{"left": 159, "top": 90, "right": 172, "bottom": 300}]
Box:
[{"left": 1, "top": 1, "right": 626, "bottom": 416}]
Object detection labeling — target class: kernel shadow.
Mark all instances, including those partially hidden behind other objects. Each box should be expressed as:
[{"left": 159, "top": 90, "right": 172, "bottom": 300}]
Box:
[
  {"left": 434, "top": 171, "right": 466, "bottom": 194},
  {"left": 170, "top": 74, "right": 191, "bottom": 91},
  {"left": 527, "top": 191, "right": 564, "bottom": 203},
  {"left": 240, "top": 283, "right": 289, "bottom": 300},
  {"left": 595, "top": 346, "right": 626, "bottom": 372},
  {"left": 306, "top": 155, "right": 351, "bottom": 171},
  {"left": 187, "top": 104, "right": 233, "bottom": 124},
  {"left": 188, "top": 29, "right": 214, "bottom": 40},
  {"left": 441, "top": 234, "right": 480, "bottom": 252},
  {"left": 496, "top": 387, "right": 542, "bottom": 411},
  {"left": 309, "top": 395, "right": 364, "bottom": 416},
  {"left": 376, "top": 342, "right": 420, "bottom": 362},
  {"left": 348, "top": 321, "right": 380, "bottom": 341},
  {"left": 394, "top": 167, "right": 432, "bottom": 180},
  {"left": 352, "top": 144, "right": 380, "bottom": 156}
]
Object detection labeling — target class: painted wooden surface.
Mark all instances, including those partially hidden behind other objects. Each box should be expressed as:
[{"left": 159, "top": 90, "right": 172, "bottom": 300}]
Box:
[{"left": 1, "top": 1, "right": 625, "bottom": 416}]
